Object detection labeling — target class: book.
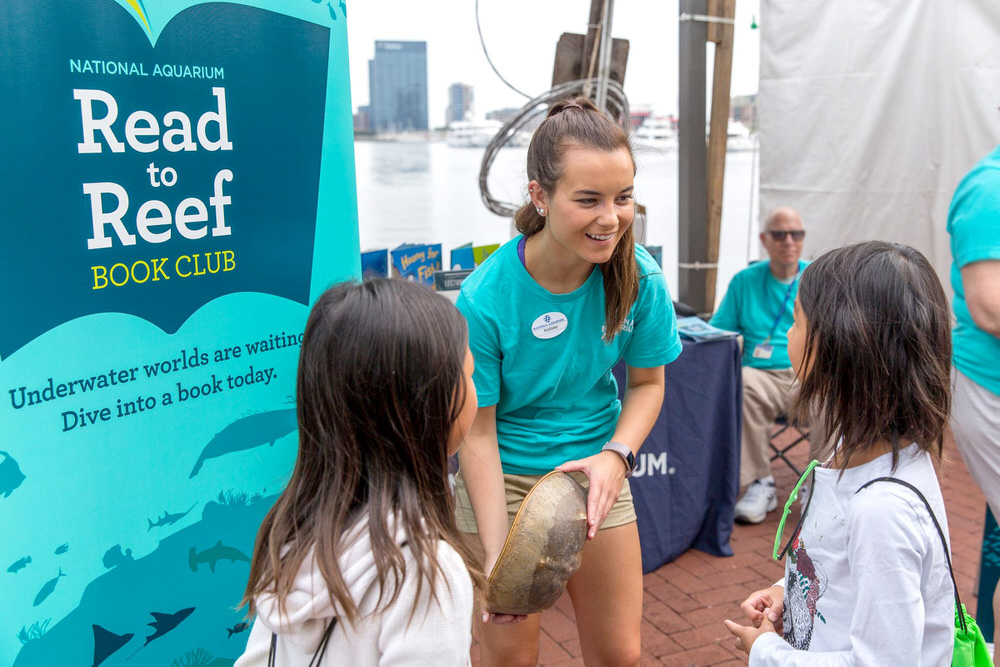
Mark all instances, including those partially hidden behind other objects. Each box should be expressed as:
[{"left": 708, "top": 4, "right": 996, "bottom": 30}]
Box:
[
  {"left": 642, "top": 244, "right": 663, "bottom": 268},
  {"left": 433, "top": 269, "right": 473, "bottom": 303},
  {"left": 676, "top": 316, "right": 738, "bottom": 343},
  {"left": 360, "top": 248, "right": 389, "bottom": 278},
  {"left": 472, "top": 243, "right": 500, "bottom": 265},
  {"left": 451, "top": 242, "right": 474, "bottom": 270},
  {"left": 391, "top": 243, "right": 442, "bottom": 286}
]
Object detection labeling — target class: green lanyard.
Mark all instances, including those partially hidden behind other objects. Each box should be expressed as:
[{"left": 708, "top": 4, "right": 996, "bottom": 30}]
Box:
[{"left": 772, "top": 459, "right": 819, "bottom": 561}]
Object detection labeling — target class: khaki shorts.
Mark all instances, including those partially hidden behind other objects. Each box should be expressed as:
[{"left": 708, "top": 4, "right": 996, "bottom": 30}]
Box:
[{"left": 453, "top": 470, "right": 637, "bottom": 533}]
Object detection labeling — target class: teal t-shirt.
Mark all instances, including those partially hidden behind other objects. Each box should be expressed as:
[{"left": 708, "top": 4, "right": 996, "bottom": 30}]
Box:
[
  {"left": 709, "top": 259, "right": 807, "bottom": 370},
  {"left": 948, "top": 143, "right": 1000, "bottom": 395},
  {"left": 456, "top": 238, "right": 682, "bottom": 475}
]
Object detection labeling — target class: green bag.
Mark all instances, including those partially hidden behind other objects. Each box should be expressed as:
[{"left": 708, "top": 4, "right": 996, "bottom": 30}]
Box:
[
  {"left": 954, "top": 602, "right": 992, "bottom": 667},
  {"left": 858, "top": 478, "right": 992, "bottom": 666}
]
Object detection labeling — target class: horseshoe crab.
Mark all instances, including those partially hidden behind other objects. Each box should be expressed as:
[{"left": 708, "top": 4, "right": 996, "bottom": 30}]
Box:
[{"left": 486, "top": 471, "right": 589, "bottom": 615}]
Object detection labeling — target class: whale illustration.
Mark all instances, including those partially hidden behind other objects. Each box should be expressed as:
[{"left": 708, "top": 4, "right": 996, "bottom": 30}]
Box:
[
  {"left": 0, "top": 450, "right": 26, "bottom": 498},
  {"left": 189, "top": 408, "right": 296, "bottom": 478},
  {"left": 147, "top": 503, "right": 197, "bottom": 531},
  {"left": 188, "top": 540, "right": 250, "bottom": 573}
]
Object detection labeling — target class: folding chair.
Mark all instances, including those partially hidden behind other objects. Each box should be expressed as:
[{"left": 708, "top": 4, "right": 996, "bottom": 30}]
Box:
[{"left": 769, "top": 414, "right": 810, "bottom": 478}]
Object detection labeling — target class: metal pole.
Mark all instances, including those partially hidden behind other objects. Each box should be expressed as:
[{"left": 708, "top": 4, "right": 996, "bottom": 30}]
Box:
[
  {"left": 595, "top": 0, "right": 615, "bottom": 113},
  {"left": 678, "top": 0, "right": 709, "bottom": 313}
]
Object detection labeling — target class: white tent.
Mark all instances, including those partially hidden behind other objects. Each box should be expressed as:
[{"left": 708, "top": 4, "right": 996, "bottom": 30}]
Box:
[{"left": 758, "top": 0, "right": 1000, "bottom": 285}]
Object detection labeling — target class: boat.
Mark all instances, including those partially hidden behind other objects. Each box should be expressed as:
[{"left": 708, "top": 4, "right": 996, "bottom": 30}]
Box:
[
  {"left": 446, "top": 118, "right": 503, "bottom": 148},
  {"left": 726, "top": 119, "right": 757, "bottom": 152},
  {"left": 632, "top": 115, "right": 678, "bottom": 151}
]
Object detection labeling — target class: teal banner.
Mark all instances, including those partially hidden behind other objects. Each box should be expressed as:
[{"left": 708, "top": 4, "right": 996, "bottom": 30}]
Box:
[{"left": 0, "top": 0, "right": 359, "bottom": 664}]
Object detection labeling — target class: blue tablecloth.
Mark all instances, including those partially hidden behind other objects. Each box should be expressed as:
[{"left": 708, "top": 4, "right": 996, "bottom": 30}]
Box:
[{"left": 614, "top": 336, "right": 742, "bottom": 573}]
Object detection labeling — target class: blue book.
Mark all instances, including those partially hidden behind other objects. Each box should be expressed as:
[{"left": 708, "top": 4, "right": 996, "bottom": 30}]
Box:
[
  {"left": 451, "top": 243, "right": 474, "bottom": 270},
  {"left": 642, "top": 244, "right": 663, "bottom": 268},
  {"left": 391, "top": 243, "right": 442, "bottom": 286},
  {"left": 676, "top": 316, "right": 737, "bottom": 342},
  {"left": 360, "top": 249, "right": 389, "bottom": 278}
]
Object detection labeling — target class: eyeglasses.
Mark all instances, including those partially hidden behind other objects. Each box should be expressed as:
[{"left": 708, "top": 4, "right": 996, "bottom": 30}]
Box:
[
  {"left": 767, "top": 230, "right": 806, "bottom": 242},
  {"left": 772, "top": 459, "right": 820, "bottom": 561}
]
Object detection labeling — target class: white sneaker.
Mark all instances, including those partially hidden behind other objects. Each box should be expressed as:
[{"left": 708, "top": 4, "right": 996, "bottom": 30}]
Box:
[{"left": 735, "top": 476, "right": 777, "bottom": 524}]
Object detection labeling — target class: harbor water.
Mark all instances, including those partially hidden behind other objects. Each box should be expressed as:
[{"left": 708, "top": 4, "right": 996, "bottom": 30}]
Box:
[{"left": 354, "top": 140, "right": 762, "bottom": 303}]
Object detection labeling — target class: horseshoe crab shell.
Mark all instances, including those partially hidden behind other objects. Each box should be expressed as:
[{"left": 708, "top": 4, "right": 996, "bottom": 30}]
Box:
[{"left": 486, "top": 471, "right": 589, "bottom": 615}]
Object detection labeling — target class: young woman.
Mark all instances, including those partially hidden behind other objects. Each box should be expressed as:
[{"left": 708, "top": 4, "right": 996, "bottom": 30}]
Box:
[
  {"left": 236, "top": 279, "right": 483, "bottom": 666},
  {"left": 725, "top": 241, "right": 955, "bottom": 664},
  {"left": 455, "top": 97, "right": 682, "bottom": 666}
]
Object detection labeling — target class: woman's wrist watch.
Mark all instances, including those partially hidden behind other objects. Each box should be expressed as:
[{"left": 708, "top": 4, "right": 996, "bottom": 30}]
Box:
[{"left": 601, "top": 441, "right": 636, "bottom": 477}]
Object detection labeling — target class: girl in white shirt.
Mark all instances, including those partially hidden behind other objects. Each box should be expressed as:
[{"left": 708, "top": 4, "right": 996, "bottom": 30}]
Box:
[
  {"left": 235, "top": 279, "right": 484, "bottom": 666},
  {"left": 724, "top": 241, "right": 955, "bottom": 665}
]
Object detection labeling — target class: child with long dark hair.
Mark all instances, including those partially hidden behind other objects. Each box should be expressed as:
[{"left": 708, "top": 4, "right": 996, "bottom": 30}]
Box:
[
  {"left": 455, "top": 97, "right": 682, "bottom": 665},
  {"left": 236, "top": 279, "right": 484, "bottom": 666},
  {"left": 725, "top": 241, "right": 955, "bottom": 664}
]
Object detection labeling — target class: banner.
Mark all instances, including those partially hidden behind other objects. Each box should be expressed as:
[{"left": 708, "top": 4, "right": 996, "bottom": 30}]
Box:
[{"left": 0, "top": 0, "right": 359, "bottom": 664}]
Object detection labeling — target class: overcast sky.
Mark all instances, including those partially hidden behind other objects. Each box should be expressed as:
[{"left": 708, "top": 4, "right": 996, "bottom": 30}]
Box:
[{"left": 346, "top": 0, "right": 762, "bottom": 127}]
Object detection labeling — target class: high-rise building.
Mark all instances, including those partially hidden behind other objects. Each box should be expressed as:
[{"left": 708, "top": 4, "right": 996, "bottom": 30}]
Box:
[
  {"left": 446, "top": 83, "right": 473, "bottom": 125},
  {"left": 368, "top": 41, "right": 428, "bottom": 133}
]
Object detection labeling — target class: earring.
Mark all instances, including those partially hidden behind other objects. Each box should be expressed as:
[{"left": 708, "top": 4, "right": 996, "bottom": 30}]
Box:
[{"left": 537, "top": 208, "right": 545, "bottom": 216}]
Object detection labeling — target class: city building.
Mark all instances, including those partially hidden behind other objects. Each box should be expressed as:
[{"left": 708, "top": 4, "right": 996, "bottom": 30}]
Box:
[
  {"left": 730, "top": 93, "right": 757, "bottom": 131},
  {"left": 446, "top": 83, "right": 473, "bottom": 125},
  {"left": 368, "top": 40, "right": 428, "bottom": 133}
]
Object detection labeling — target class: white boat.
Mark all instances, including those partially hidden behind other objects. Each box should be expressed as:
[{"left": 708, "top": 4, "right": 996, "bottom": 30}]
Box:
[
  {"left": 446, "top": 119, "right": 503, "bottom": 148},
  {"left": 726, "top": 119, "right": 757, "bottom": 152},
  {"left": 633, "top": 115, "right": 678, "bottom": 151}
]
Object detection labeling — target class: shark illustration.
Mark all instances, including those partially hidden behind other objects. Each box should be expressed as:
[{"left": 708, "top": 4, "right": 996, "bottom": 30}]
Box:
[
  {"left": 7, "top": 555, "right": 31, "bottom": 573},
  {"left": 189, "top": 540, "right": 250, "bottom": 573},
  {"left": 189, "top": 408, "right": 296, "bottom": 478},
  {"left": 92, "top": 624, "right": 133, "bottom": 667},
  {"left": 0, "top": 450, "right": 26, "bottom": 498},
  {"left": 54, "top": 543, "right": 69, "bottom": 555},
  {"left": 127, "top": 607, "right": 195, "bottom": 659},
  {"left": 33, "top": 568, "right": 65, "bottom": 606},
  {"left": 147, "top": 503, "right": 197, "bottom": 531}
]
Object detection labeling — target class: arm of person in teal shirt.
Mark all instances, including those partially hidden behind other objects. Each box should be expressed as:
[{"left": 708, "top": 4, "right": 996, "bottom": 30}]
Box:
[
  {"left": 962, "top": 261, "right": 1000, "bottom": 338},
  {"left": 710, "top": 278, "right": 740, "bottom": 332}
]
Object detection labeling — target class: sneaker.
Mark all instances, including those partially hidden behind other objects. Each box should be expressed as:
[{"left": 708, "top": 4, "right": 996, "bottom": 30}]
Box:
[{"left": 735, "top": 476, "right": 777, "bottom": 524}]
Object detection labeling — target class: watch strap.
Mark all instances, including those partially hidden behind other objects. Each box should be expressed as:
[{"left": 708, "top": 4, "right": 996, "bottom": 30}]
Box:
[{"left": 602, "top": 441, "right": 635, "bottom": 477}]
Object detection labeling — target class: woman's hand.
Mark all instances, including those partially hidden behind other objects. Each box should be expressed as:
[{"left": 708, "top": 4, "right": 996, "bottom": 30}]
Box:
[
  {"left": 557, "top": 450, "right": 628, "bottom": 539},
  {"left": 481, "top": 551, "right": 527, "bottom": 625},
  {"left": 739, "top": 585, "right": 784, "bottom": 631}
]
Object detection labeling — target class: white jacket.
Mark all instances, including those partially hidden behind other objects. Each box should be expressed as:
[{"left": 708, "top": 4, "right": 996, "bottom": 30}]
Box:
[{"left": 236, "top": 519, "right": 473, "bottom": 666}]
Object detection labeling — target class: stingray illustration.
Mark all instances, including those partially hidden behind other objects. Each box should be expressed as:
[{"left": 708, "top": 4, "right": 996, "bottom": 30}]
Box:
[
  {"left": 7, "top": 555, "right": 31, "bottom": 573},
  {"left": 127, "top": 607, "right": 195, "bottom": 660},
  {"left": 0, "top": 450, "right": 26, "bottom": 498},
  {"left": 188, "top": 540, "right": 250, "bottom": 573},
  {"left": 189, "top": 408, "right": 296, "bottom": 478},
  {"left": 54, "top": 542, "right": 69, "bottom": 555},
  {"left": 92, "top": 624, "right": 134, "bottom": 666},
  {"left": 33, "top": 568, "right": 65, "bottom": 606},
  {"left": 102, "top": 545, "right": 134, "bottom": 569},
  {"left": 148, "top": 503, "right": 197, "bottom": 531},
  {"left": 227, "top": 621, "right": 249, "bottom": 638}
]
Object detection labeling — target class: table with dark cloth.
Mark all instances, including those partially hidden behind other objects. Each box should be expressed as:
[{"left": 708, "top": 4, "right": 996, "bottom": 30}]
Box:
[{"left": 614, "top": 336, "right": 742, "bottom": 573}]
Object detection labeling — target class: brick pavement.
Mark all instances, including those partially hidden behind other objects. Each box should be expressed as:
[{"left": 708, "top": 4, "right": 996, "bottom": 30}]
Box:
[{"left": 472, "top": 429, "right": 989, "bottom": 666}]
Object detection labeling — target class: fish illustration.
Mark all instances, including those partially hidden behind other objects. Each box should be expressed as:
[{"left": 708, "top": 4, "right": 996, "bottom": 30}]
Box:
[
  {"left": 92, "top": 624, "right": 133, "bottom": 666},
  {"left": 339, "top": 0, "right": 347, "bottom": 16},
  {"left": 189, "top": 540, "right": 250, "bottom": 573},
  {"left": 33, "top": 568, "right": 66, "bottom": 606},
  {"left": 54, "top": 543, "right": 69, "bottom": 555},
  {"left": 327, "top": 1, "right": 338, "bottom": 20},
  {"left": 7, "top": 555, "right": 31, "bottom": 573},
  {"left": 0, "top": 450, "right": 26, "bottom": 498},
  {"left": 189, "top": 408, "right": 296, "bottom": 478},
  {"left": 102, "top": 545, "right": 134, "bottom": 569},
  {"left": 227, "top": 621, "right": 250, "bottom": 638},
  {"left": 147, "top": 503, "right": 197, "bottom": 531},
  {"left": 127, "top": 607, "right": 195, "bottom": 659}
]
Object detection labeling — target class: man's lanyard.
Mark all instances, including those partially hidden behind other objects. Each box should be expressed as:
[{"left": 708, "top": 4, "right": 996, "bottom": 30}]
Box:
[{"left": 763, "top": 267, "right": 800, "bottom": 344}]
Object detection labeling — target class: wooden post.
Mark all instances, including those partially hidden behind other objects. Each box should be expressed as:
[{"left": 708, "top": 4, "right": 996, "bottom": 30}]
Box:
[{"left": 705, "top": 0, "right": 736, "bottom": 312}]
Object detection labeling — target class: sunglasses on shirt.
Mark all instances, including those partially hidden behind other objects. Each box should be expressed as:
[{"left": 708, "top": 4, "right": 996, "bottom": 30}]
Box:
[{"left": 767, "top": 230, "right": 806, "bottom": 242}]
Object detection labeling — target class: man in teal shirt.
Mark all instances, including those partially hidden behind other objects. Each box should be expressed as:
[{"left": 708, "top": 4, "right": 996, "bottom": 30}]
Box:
[{"left": 711, "top": 207, "right": 813, "bottom": 523}]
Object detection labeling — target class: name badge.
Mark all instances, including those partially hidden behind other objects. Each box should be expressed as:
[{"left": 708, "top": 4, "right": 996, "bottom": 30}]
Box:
[
  {"left": 752, "top": 344, "right": 774, "bottom": 360},
  {"left": 531, "top": 312, "right": 568, "bottom": 339}
]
